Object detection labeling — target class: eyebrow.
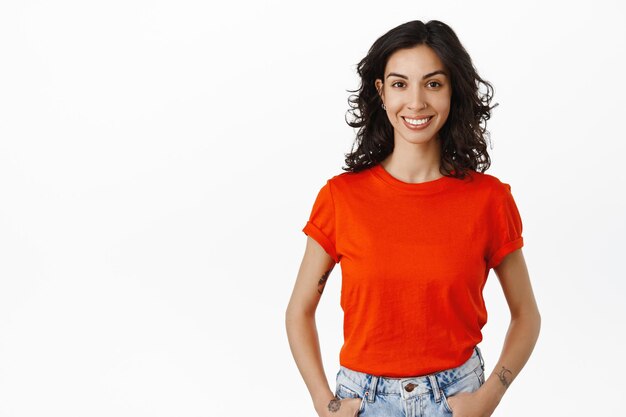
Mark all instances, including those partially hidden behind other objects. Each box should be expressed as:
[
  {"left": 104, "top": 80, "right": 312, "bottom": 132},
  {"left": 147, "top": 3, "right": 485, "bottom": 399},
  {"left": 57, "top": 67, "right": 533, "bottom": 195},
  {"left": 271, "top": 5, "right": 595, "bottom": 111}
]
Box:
[{"left": 386, "top": 70, "right": 448, "bottom": 80}]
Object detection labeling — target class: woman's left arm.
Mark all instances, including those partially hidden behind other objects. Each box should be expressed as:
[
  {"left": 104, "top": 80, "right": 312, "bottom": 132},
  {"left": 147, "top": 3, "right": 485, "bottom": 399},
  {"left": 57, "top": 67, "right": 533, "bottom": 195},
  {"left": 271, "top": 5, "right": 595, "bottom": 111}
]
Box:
[{"left": 449, "top": 248, "right": 541, "bottom": 417}]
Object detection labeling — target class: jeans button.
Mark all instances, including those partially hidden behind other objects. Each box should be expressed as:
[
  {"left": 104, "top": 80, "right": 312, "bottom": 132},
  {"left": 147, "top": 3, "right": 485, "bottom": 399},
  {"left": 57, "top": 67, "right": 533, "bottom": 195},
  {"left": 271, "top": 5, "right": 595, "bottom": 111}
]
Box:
[{"left": 404, "top": 383, "right": 416, "bottom": 392}]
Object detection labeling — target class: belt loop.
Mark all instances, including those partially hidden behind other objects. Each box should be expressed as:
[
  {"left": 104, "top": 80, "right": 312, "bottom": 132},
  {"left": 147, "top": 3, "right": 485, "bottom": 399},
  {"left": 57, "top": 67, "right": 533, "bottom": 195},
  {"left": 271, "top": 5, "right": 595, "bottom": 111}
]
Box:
[
  {"left": 475, "top": 346, "right": 485, "bottom": 370},
  {"left": 428, "top": 374, "right": 442, "bottom": 403},
  {"left": 366, "top": 376, "right": 379, "bottom": 403}
]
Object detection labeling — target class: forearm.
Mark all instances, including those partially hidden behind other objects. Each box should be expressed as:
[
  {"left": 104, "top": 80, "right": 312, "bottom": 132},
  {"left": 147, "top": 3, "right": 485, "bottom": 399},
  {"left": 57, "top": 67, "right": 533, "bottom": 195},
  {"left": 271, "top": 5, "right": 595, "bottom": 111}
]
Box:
[
  {"left": 477, "top": 312, "right": 541, "bottom": 414},
  {"left": 285, "top": 310, "right": 335, "bottom": 414}
]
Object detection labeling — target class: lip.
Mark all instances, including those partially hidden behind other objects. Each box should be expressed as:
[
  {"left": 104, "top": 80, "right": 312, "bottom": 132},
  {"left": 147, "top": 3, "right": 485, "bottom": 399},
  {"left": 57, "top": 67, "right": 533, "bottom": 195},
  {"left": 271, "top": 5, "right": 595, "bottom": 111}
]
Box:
[{"left": 401, "top": 115, "right": 434, "bottom": 130}]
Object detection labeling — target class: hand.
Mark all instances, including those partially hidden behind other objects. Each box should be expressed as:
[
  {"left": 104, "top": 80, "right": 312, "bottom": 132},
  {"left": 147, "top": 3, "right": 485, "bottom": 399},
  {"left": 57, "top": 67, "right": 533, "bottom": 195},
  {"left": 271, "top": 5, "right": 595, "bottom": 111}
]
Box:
[
  {"left": 319, "top": 397, "right": 361, "bottom": 417},
  {"left": 446, "top": 390, "right": 491, "bottom": 417}
]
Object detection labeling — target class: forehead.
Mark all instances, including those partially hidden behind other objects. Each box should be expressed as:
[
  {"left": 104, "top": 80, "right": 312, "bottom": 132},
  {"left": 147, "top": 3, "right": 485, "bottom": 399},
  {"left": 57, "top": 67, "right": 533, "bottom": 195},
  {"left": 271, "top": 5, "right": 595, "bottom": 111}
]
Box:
[{"left": 385, "top": 45, "right": 446, "bottom": 76}]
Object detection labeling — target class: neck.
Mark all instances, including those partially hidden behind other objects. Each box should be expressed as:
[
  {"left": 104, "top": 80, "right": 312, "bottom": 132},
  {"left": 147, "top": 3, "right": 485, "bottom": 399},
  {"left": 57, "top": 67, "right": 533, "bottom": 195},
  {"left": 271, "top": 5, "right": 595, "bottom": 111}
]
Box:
[{"left": 381, "top": 138, "right": 444, "bottom": 183}]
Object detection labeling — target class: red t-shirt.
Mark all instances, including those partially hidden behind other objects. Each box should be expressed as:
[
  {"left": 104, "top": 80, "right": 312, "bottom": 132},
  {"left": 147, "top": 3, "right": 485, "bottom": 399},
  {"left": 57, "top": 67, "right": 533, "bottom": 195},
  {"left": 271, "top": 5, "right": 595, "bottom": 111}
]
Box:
[{"left": 302, "top": 164, "right": 524, "bottom": 377}]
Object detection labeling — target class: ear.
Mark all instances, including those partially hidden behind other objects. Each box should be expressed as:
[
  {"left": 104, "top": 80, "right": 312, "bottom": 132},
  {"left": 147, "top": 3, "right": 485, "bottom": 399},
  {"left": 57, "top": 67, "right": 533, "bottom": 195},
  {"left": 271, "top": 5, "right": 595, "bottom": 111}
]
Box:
[{"left": 375, "top": 79, "right": 384, "bottom": 101}]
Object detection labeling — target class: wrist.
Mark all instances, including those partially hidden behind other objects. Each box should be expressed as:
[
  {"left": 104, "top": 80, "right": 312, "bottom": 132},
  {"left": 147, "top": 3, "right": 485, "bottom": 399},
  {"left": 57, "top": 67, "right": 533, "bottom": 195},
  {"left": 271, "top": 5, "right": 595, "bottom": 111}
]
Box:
[
  {"left": 476, "top": 373, "right": 506, "bottom": 413},
  {"left": 313, "top": 391, "right": 336, "bottom": 414}
]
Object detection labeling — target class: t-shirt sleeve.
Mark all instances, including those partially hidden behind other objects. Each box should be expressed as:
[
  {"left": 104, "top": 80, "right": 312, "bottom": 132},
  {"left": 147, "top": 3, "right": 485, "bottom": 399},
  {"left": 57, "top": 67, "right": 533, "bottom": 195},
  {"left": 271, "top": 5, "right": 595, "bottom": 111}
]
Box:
[
  {"left": 302, "top": 180, "right": 339, "bottom": 263},
  {"left": 485, "top": 183, "right": 524, "bottom": 270}
]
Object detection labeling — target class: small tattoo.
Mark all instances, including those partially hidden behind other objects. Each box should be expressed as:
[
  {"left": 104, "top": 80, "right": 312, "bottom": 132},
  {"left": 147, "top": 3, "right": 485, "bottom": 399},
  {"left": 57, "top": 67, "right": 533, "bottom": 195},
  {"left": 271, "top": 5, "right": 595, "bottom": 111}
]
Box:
[
  {"left": 496, "top": 365, "right": 513, "bottom": 388},
  {"left": 328, "top": 396, "right": 341, "bottom": 412},
  {"left": 317, "top": 267, "right": 333, "bottom": 294}
]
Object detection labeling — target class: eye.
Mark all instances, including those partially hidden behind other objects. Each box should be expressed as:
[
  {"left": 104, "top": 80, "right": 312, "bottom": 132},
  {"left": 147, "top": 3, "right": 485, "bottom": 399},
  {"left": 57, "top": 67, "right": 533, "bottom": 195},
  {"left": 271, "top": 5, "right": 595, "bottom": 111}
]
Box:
[
  {"left": 427, "top": 81, "right": 442, "bottom": 88},
  {"left": 391, "top": 81, "right": 406, "bottom": 88}
]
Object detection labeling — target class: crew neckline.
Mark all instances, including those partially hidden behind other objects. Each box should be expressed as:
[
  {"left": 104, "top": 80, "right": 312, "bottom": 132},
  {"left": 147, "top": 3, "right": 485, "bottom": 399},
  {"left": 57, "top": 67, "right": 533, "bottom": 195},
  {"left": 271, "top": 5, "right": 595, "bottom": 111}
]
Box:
[{"left": 370, "top": 163, "right": 458, "bottom": 194}]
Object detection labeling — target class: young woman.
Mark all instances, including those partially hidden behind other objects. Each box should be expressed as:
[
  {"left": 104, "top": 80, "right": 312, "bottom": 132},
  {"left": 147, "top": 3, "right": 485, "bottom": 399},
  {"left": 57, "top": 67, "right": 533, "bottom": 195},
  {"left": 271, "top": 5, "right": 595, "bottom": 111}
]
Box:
[{"left": 285, "top": 20, "right": 540, "bottom": 417}]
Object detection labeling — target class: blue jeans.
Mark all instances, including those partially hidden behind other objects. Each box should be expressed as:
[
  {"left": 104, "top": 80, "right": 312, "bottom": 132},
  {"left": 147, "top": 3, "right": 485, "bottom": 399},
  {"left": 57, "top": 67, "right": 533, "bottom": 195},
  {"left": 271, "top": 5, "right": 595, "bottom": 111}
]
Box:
[{"left": 334, "top": 346, "right": 486, "bottom": 417}]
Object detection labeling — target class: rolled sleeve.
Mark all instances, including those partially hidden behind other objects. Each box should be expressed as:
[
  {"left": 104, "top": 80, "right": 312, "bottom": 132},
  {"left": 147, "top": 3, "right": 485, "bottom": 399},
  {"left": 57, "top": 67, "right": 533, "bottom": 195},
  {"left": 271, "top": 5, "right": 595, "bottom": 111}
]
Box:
[
  {"left": 486, "top": 183, "right": 524, "bottom": 270},
  {"left": 302, "top": 180, "right": 339, "bottom": 263}
]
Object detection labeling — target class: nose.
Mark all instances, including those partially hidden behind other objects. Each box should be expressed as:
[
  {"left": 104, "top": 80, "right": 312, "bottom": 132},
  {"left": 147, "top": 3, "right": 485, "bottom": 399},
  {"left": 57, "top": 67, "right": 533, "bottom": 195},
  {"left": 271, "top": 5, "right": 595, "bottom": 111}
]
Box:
[{"left": 408, "top": 87, "right": 427, "bottom": 110}]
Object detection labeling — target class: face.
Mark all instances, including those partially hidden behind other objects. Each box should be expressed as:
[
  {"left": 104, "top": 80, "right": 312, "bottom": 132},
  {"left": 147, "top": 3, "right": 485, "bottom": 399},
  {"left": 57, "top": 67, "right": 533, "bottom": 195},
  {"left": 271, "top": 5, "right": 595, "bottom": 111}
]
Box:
[{"left": 375, "top": 45, "right": 452, "bottom": 146}]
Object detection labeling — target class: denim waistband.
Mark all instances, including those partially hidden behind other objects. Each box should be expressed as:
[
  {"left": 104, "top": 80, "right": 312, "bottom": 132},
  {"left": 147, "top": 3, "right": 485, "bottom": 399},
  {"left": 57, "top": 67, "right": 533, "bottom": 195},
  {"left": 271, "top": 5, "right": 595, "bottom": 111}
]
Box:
[{"left": 336, "top": 345, "right": 485, "bottom": 403}]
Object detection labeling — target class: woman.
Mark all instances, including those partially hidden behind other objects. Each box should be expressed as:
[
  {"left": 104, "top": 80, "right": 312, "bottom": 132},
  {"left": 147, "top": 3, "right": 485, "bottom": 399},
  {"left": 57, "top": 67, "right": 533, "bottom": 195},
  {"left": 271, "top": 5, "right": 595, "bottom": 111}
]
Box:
[{"left": 285, "top": 19, "right": 540, "bottom": 417}]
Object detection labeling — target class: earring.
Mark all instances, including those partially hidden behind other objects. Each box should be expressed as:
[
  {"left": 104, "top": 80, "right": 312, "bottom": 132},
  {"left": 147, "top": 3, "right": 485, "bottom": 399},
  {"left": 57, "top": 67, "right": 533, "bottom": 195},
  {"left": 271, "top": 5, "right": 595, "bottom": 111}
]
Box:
[{"left": 381, "top": 103, "right": 387, "bottom": 110}]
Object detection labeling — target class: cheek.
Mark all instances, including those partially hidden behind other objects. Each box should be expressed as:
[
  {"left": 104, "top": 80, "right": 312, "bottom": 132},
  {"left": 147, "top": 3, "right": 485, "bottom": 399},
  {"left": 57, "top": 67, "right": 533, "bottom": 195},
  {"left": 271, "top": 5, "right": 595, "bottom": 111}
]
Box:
[
  {"left": 385, "top": 96, "right": 402, "bottom": 109},
  {"left": 434, "top": 97, "right": 451, "bottom": 118},
  {"left": 385, "top": 100, "right": 403, "bottom": 119}
]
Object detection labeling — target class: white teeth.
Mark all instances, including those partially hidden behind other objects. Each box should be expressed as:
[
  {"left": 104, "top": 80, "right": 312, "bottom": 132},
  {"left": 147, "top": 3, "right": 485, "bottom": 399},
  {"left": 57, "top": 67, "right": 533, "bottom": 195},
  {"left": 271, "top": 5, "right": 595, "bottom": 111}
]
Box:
[{"left": 404, "top": 116, "right": 431, "bottom": 125}]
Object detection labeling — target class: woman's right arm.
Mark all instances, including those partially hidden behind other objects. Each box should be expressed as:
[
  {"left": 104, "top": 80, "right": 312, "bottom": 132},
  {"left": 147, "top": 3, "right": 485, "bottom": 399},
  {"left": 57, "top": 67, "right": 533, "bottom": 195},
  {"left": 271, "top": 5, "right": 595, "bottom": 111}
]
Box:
[{"left": 285, "top": 237, "right": 358, "bottom": 416}]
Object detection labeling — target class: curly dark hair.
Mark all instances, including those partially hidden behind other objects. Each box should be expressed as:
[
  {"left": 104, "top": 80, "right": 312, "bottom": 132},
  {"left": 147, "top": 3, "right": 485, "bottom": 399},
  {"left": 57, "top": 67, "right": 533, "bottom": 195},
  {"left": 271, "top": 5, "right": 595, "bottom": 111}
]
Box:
[{"left": 343, "top": 20, "right": 498, "bottom": 178}]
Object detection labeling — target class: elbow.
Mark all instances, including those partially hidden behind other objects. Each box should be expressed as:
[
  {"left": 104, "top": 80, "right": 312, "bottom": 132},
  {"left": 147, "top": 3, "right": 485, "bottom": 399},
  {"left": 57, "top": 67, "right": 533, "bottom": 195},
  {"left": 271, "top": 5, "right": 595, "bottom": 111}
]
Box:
[
  {"left": 511, "top": 299, "right": 541, "bottom": 323},
  {"left": 531, "top": 311, "right": 542, "bottom": 336},
  {"left": 532, "top": 306, "right": 541, "bottom": 333},
  {"left": 285, "top": 305, "right": 297, "bottom": 326},
  {"left": 285, "top": 304, "right": 315, "bottom": 326},
  {"left": 284, "top": 307, "right": 297, "bottom": 333},
  {"left": 533, "top": 307, "right": 542, "bottom": 330},
  {"left": 512, "top": 308, "right": 541, "bottom": 322},
  {"left": 511, "top": 308, "right": 542, "bottom": 336}
]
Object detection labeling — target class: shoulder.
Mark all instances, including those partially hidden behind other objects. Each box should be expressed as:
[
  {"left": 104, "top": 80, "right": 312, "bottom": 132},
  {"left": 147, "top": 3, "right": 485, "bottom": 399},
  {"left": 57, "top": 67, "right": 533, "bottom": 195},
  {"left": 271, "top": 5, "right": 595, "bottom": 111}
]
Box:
[
  {"left": 308, "top": 170, "right": 364, "bottom": 201},
  {"left": 465, "top": 170, "right": 513, "bottom": 194},
  {"left": 326, "top": 167, "right": 373, "bottom": 188}
]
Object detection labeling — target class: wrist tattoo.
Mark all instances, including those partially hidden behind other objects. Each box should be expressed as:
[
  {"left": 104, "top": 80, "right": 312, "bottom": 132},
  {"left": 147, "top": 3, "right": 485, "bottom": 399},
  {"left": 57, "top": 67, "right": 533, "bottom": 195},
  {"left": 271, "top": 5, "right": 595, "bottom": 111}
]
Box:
[
  {"left": 317, "top": 267, "right": 333, "bottom": 294},
  {"left": 328, "top": 396, "right": 341, "bottom": 412},
  {"left": 496, "top": 365, "right": 513, "bottom": 388}
]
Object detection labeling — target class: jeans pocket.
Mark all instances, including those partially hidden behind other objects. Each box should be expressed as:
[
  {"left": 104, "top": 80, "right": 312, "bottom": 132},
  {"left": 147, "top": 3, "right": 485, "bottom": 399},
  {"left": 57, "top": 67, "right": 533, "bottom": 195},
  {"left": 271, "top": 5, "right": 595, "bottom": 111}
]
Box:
[
  {"left": 334, "top": 384, "right": 366, "bottom": 415},
  {"left": 335, "top": 383, "right": 361, "bottom": 400},
  {"left": 440, "top": 369, "right": 482, "bottom": 414},
  {"left": 473, "top": 367, "right": 485, "bottom": 387},
  {"left": 441, "top": 390, "right": 454, "bottom": 414}
]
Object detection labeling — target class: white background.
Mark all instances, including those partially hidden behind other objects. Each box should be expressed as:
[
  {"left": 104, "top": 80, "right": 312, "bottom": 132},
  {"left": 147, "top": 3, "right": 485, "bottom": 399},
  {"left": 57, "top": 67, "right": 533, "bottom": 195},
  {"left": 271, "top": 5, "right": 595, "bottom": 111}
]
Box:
[{"left": 1, "top": 0, "right": 625, "bottom": 416}]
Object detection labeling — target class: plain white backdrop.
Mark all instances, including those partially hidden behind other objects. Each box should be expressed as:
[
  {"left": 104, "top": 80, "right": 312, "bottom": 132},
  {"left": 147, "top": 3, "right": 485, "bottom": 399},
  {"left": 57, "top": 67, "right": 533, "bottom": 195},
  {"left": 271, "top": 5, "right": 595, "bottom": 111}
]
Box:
[{"left": 1, "top": 0, "right": 625, "bottom": 416}]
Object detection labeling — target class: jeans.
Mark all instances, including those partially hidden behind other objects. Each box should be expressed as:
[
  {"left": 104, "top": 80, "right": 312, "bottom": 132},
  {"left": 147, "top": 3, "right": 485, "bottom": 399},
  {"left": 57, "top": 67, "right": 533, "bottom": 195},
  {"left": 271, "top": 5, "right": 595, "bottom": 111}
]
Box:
[{"left": 334, "top": 346, "right": 486, "bottom": 417}]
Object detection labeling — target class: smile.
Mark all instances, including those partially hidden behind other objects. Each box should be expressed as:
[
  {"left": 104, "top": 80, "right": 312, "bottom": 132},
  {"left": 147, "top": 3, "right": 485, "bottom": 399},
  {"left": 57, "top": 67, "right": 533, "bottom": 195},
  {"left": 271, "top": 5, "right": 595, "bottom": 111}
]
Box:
[{"left": 402, "top": 116, "right": 433, "bottom": 130}]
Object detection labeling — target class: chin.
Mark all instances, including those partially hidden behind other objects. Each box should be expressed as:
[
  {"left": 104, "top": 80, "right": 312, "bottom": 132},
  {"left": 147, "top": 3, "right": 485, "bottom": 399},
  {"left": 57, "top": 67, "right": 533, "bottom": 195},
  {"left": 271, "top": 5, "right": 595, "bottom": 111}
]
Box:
[{"left": 398, "top": 135, "right": 440, "bottom": 146}]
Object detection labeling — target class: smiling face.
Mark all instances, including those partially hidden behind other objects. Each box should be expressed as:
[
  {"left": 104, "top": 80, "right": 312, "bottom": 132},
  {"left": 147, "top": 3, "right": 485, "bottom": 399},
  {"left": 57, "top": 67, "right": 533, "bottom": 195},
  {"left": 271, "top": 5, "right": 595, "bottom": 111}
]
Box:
[{"left": 375, "top": 44, "right": 452, "bottom": 147}]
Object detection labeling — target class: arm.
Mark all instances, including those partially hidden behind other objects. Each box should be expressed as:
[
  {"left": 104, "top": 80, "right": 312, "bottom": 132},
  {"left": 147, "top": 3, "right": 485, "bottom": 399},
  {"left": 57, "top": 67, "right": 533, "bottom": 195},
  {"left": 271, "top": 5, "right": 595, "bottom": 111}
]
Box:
[
  {"left": 285, "top": 236, "right": 339, "bottom": 415},
  {"left": 474, "top": 248, "right": 542, "bottom": 415}
]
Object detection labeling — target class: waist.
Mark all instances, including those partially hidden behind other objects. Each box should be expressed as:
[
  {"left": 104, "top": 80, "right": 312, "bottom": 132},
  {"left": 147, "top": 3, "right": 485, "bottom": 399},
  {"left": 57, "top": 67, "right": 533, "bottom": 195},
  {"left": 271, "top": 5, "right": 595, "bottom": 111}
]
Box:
[{"left": 336, "top": 345, "right": 485, "bottom": 396}]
